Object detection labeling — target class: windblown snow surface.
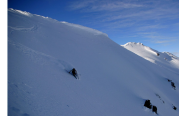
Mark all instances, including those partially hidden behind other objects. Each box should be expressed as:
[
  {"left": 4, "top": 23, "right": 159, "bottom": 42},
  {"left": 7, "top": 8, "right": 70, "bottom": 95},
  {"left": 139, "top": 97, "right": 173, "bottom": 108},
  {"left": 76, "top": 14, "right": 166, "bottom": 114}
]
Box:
[{"left": 8, "top": 9, "right": 179, "bottom": 116}]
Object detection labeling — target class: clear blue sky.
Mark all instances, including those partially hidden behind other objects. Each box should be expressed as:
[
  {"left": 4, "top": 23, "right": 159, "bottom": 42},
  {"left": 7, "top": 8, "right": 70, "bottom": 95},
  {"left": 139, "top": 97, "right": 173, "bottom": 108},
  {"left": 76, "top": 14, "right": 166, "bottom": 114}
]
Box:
[{"left": 8, "top": 0, "right": 179, "bottom": 56}]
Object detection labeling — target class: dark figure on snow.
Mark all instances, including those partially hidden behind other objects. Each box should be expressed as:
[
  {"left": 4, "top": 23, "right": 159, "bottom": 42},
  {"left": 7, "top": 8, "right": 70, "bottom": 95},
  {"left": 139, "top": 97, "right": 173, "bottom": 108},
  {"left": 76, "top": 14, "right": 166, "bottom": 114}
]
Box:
[
  {"left": 69, "top": 68, "right": 78, "bottom": 79},
  {"left": 171, "top": 82, "right": 176, "bottom": 89},
  {"left": 152, "top": 105, "right": 157, "bottom": 114},
  {"left": 144, "top": 100, "right": 152, "bottom": 109}
]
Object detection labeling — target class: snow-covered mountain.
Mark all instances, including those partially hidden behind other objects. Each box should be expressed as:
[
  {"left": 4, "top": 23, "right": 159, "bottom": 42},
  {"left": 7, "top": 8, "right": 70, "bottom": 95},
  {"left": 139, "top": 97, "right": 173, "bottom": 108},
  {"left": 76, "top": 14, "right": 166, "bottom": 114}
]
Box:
[
  {"left": 122, "top": 42, "right": 179, "bottom": 73},
  {"left": 8, "top": 9, "right": 179, "bottom": 116}
]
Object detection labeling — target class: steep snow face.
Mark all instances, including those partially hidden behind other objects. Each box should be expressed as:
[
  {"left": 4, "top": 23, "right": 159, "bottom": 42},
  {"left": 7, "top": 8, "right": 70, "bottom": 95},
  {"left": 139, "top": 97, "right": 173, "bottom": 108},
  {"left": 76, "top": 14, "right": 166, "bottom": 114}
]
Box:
[
  {"left": 122, "top": 42, "right": 179, "bottom": 73},
  {"left": 8, "top": 9, "right": 179, "bottom": 116}
]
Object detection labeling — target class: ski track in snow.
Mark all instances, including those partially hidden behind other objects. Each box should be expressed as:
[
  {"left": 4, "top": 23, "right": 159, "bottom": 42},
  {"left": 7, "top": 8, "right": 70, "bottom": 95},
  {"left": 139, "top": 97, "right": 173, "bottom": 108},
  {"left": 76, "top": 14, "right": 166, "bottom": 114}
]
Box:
[
  {"left": 8, "top": 25, "right": 38, "bottom": 32},
  {"left": 8, "top": 40, "right": 74, "bottom": 72}
]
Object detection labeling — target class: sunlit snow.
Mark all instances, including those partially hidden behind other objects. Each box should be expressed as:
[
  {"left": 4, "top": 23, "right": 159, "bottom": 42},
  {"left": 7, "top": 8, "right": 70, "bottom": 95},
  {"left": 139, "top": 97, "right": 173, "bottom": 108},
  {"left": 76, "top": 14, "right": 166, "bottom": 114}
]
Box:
[
  {"left": 122, "top": 42, "right": 179, "bottom": 72},
  {"left": 8, "top": 9, "right": 179, "bottom": 116}
]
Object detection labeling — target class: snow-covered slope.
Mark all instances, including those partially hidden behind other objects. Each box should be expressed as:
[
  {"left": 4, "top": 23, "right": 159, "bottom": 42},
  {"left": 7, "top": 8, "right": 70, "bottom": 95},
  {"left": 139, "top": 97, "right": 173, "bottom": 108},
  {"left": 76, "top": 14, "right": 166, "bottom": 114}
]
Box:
[
  {"left": 122, "top": 42, "right": 179, "bottom": 73},
  {"left": 8, "top": 9, "right": 179, "bottom": 116}
]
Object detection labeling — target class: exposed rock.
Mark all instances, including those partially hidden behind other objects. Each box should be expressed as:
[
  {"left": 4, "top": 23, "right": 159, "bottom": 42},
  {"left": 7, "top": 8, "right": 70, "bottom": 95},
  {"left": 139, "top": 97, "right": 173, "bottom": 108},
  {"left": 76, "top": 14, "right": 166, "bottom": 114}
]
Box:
[
  {"left": 173, "top": 105, "right": 177, "bottom": 110},
  {"left": 152, "top": 105, "right": 157, "bottom": 114},
  {"left": 171, "top": 82, "right": 176, "bottom": 90},
  {"left": 144, "top": 100, "right": 158, "bottom": 114},
  {"left": 144, "top": 100, "right": 152, "bottom": 109}
]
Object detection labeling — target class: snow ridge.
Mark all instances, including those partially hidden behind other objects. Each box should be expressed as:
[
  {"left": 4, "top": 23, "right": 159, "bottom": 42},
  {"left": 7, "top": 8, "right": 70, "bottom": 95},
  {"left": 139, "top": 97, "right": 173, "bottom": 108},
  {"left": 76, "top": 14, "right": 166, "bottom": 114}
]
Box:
[
  {"left": 61, "top": 21, "right": 108, "bottom": 37},
  {"left": 122, "top": 42, "right": 158, "bottom": 54},
  {"left": 8, "top": 8, "right": 33, "bottom": 17},
  {"left": 8, "top": 8, "right": 108, "bottom": 37},
  {"left": 122, "top": 42, "right": 144, "bottom": 46},
  {"left": 122, "top": 42, "right": 179, "bottom": 72}
]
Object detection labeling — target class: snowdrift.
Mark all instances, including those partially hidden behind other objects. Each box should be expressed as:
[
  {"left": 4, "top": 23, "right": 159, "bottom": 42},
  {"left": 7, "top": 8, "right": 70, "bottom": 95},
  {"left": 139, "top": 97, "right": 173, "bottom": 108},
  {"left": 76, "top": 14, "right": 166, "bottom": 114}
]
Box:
[{"left": 8, "top": 9, "right": 179, "bottom": 116}]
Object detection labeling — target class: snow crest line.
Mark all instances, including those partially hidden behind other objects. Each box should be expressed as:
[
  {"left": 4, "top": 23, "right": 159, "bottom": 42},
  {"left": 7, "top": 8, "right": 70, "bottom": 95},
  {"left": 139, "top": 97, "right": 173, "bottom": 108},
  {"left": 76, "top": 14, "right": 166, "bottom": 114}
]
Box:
[
  {"left": 8, "top": 40, "right": 73, "bottom": 70},
  {"left": 62, "top": 22, "right": 108, "bottom": 37},
  {"left": 9, "top": 8, "right": 33, "bottom": 17}
]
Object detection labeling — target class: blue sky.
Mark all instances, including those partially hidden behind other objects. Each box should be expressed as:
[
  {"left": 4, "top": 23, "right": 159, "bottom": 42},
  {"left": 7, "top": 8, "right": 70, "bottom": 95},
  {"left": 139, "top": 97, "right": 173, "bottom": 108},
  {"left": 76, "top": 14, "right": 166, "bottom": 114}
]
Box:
[{"left": 8, "top": 0, "right": 179, "bottom": 56}]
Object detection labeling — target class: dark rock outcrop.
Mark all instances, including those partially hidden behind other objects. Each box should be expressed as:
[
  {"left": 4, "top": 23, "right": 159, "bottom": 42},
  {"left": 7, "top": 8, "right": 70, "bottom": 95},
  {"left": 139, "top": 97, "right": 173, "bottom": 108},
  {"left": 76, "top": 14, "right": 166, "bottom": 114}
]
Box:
[
  {"left": 173, "top": 105, "right": 177, "bottom": 110},
  {"left": 144, "top": 100, "right": 152, "bottom": 109},
  {"left": 152, "top": 105, "right": 157, "bottom": 114},
  {"left": 144, "top": 100, "right": 158, "bottom": 114}
]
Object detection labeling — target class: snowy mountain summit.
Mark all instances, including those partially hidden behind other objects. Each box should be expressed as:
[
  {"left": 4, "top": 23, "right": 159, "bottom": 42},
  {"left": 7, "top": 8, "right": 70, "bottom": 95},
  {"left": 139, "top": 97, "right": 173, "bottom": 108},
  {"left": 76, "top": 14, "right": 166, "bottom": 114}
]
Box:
[
  {"left": 122, "top": 42, "right": 179, "bottom": 73},
  {"left": 8, "top": 9, "right": 179, "bottom": 116}
]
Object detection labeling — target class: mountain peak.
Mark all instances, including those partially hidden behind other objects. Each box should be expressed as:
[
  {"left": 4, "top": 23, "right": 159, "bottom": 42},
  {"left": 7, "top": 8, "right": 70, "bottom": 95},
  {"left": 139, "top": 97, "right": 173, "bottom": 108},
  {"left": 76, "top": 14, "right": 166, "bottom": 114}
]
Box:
[
  {"left": 122, "top": 42, "right": 144, "bottom": 46},
  {"left": 122, "top": 42, "right": 179, "bottom": 70}
]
